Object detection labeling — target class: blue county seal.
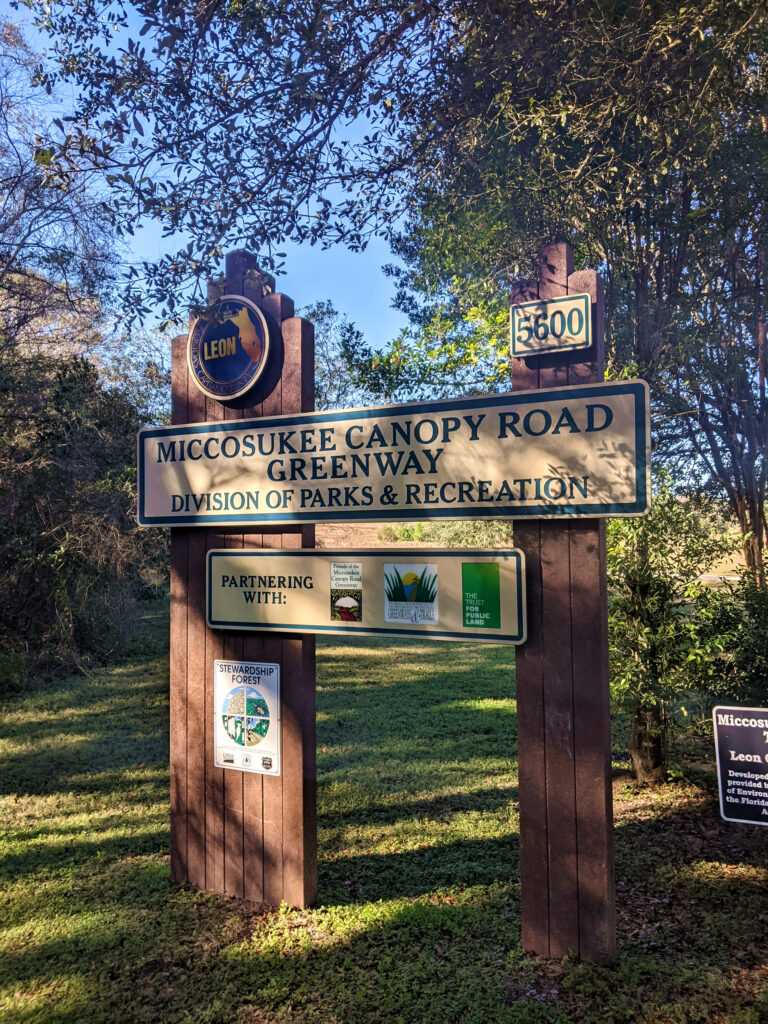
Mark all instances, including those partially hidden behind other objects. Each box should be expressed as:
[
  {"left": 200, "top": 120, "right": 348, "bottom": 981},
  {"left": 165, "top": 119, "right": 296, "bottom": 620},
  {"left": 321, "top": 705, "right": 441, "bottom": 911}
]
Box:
[{"left": 187, "top": 295, "right": 271, "bottom": 401}]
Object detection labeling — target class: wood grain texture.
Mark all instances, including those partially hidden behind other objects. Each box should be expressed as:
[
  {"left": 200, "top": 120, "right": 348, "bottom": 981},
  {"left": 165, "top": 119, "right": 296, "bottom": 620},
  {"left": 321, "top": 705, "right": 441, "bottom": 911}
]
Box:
[
  {"left": 241, "top": 537, "right": 266, "bottom": 905},
  {"left": 169, "top": 337, "right": 189, "bottom": 884},
  {"left": 510, "top": 279, "right": 547, "bottom": 954},
  {"left": 182, "top": 327, "right": 209, "bottom": 892},
  {"left": 570, "top": 519, "right": 615, "bottom": 958},
  {"left": 261, "top": 534, "right": 285, "bottom": 907},
  {"left": 515, "top": 519, "right": 548, "bottom": 955},
  {"left": 512, "top": 243, "right": 615, "bottom": 960},
  {"left": 540, "top": 519, "right": 578, "bottom": 958},
  {"left": 168, "top": 252, "right": 317, "bottom": 907},
  {"left": 205, "top": 526, "right": 226, "bottom": 896},
  {"left": 204, "top": 386, "right": 240, "bottom": 898}
]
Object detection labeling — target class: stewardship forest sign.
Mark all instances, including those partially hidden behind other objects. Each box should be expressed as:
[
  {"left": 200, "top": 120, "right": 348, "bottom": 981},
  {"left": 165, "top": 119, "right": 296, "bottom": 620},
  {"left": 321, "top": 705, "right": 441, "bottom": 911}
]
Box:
[{"left": 138, "top": 380, "right": 650, "bottom": 526}]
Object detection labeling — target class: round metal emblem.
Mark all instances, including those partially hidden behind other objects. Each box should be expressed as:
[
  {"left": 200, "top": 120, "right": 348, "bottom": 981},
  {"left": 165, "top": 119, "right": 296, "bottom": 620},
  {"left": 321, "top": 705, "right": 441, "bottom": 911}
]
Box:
[{"left": 187, "top": 295, "right": 271, "bottom": 401}]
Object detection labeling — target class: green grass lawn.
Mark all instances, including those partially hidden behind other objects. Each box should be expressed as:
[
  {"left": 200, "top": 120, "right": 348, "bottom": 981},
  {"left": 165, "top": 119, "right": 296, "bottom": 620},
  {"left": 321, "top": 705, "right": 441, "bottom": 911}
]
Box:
[{"left": 1, "top": 599, "right": 766, "bottom": 1023}]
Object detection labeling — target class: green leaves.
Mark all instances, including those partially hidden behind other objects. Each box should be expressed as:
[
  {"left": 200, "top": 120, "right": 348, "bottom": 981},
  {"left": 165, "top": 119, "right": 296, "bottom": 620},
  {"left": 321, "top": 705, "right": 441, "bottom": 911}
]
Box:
[
  {"left": 0, "top": 349, "right": 166, "bottom": 673},
  {"left": 33, "top": 146, "right": 54, "bottom": 166},
  {"left": 607, "top": 470, "right": 745, "bottom": 776}
]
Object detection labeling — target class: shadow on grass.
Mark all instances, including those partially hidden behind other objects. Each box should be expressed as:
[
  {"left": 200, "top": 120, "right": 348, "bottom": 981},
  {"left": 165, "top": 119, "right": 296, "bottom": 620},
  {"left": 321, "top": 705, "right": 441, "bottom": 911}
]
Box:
[
  {"left": 0, "top": 824, "right": 170, "bottom": 881},
  {"left": 321, "top": 834, "right": 520, "bottom": 903},
  {"left": 318, "top": 783, "right": 519, "bottom": 830},
  {"left": 613, "top": 790, "right": 768, "bottom": 945},
  {"left": 0, "top": 663, "right": 170, "bottom": 798},
  {"left": 4, "top": 627, "right": 767, "bottom": 1022},
  {"left": 2, "top": 859, "right": 527, "bottom": 1024},
  {"left": 316, "top": 639, "right": 517, "bottom": 777},
  {"left": 314, "top": 639, "right": 520, "bottom": 903},
  {"left": 2, "top": 805, "right": 767, "bottom": 1024},
  {"left": 556, "top": 791, "right": 768, "bottom": 1024}
]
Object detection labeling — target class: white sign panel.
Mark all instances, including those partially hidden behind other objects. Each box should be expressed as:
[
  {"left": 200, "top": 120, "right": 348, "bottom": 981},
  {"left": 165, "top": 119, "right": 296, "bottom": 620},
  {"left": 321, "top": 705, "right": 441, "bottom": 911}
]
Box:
[
  {"left": 138, "top": 381, "right": 650, "bottom": 526},
  {"left": 510, "top": 293, "right": 592, "bottom": 356},
  {"left": 213, "top": 660, "right": 280, "bottom": 775},
  {"left": 383, "top": 561, "right": 440, "bottom": 625}
]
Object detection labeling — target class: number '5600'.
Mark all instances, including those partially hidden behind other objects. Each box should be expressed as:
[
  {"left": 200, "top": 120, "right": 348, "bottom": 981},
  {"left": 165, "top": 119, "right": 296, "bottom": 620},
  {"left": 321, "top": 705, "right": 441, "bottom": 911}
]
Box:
[{"left": 511, "top": 294, "right": 591, "bottom": 355}]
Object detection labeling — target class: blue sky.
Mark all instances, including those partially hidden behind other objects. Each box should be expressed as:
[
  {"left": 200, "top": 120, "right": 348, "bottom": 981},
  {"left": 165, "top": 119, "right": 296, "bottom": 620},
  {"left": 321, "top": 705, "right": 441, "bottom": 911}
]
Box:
[
  {"left": 131, "top": 215, "right": 408, "bottom": 348},
  {"left": 278, "top": 239, "right": 408, "bottom": 350},
  {"left": 129, "top": 218, "right": 408, "bottom": 350},
  {"left": 3, "top": 0, "right": 410, "bottom": 349}
]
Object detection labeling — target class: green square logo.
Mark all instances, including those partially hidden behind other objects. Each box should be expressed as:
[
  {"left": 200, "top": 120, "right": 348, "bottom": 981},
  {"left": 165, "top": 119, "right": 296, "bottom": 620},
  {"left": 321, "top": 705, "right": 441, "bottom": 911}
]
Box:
[{"left": 462, "top": 563, "right": 501, "bottom": 630}]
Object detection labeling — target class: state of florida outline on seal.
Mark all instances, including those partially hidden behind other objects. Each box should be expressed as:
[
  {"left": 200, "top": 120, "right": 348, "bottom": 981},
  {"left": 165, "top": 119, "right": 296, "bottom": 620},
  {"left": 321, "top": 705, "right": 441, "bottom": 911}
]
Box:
[{"left": 187, "top": 294, "right": 271, "bottom": 401}]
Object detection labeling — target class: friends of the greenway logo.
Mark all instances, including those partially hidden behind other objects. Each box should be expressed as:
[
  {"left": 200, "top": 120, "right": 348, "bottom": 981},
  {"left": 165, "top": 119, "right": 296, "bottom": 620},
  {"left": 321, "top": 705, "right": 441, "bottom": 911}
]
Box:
[{"left": 187, "top": 295, "right": 271, "bottom": 401}]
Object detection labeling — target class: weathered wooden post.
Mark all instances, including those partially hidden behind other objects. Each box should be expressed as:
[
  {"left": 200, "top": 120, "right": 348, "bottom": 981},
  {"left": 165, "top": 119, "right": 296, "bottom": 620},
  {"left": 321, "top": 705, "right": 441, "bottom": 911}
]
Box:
[
  {"left": 169, "top": 250, "right": 317, "bottom": 906},
  {"left": 139, "top": 240, "right": 643, "bottom": 934},
  {"left": 511, "top": 242, "right": 616, "bottom": 959}
]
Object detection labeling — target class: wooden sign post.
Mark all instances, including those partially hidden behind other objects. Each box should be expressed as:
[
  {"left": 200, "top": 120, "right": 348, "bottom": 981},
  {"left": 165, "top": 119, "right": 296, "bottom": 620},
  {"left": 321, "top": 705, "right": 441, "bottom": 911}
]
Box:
[
  {"left": 160, "top": 243, "right": 627, "bottom": 953},
  {"left": 511, "top": 243, "right": 616, "bottom": 960},
  {"left": 169, "top": 250, "right": 317, "bottom": 906}
]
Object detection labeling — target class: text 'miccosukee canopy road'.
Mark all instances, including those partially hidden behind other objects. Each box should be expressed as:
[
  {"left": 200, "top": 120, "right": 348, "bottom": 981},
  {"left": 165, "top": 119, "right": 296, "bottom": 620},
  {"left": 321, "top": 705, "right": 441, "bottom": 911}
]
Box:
[{"left": 138, "top": 380, "right": 650, "bottom": 526}]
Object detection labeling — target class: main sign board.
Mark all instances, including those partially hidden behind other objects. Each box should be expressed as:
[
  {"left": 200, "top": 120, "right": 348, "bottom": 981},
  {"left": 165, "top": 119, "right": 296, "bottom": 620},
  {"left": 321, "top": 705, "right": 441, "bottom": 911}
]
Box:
[
  {"left": 138, "top": 380, "right": 650, "bottom": 526},
  {"left": 713, "top": 705, "right": 768, "bottom": 825},
  {"left": 510, "top": 294, "right": 591, "bottom": 357},
  {"left": 213, "top": 660, "right": 280, "bottom": 775},
  {"left": 207, "top": 549, "right": 526, "bottom": 643}
]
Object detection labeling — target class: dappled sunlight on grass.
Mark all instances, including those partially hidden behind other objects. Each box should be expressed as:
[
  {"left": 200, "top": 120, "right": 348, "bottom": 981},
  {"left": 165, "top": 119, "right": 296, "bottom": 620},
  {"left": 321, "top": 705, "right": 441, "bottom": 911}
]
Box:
[
  {"left": 315, "top": 638, "right": 519, "bottom": 907},
  {"left": 442, "top": 696, "right": 517, "bottom": 713},
  {"left": 1, "top": 608, "right": 767, "bottom": 1022}
]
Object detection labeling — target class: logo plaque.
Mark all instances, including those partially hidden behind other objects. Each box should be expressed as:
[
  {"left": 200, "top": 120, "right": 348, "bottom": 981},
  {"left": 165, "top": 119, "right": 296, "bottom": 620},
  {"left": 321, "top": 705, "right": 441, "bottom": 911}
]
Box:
[{"left": 187, "top": 295, "right": 270, "bottom": 401}]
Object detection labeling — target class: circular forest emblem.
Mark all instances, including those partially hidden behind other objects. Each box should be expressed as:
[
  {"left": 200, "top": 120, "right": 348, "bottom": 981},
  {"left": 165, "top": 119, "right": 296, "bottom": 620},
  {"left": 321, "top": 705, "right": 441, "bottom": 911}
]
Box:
[
  {"left": 221, "top": 685, "right": 270, "bottom": 747},
  {"left": 187, "top": 295, "right": 270, "bottom": 400}
]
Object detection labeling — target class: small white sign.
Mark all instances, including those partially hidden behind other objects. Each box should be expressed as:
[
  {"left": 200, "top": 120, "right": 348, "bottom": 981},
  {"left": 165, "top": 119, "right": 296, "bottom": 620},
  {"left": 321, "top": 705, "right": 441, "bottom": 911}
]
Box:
[
  {"left": 510, "top": 293, "right": 592, "bottom": 356},
  {"left": 330, "top": 561, "right": 363, "bottom": 588},
  {"left": 214, "top": 660, "right": 280, "bottom": 775},
  {"left": 383, "top": 562, "right": 439, "bottom": 624}
]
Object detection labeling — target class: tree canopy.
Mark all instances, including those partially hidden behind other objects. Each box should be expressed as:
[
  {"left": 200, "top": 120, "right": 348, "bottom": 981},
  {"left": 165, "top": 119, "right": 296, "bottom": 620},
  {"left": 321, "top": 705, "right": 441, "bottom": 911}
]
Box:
[
  {"left": 15, "top": 0, "right": 768, "bottom": 575},
  {"left": 0, "top": 19, "right": 117, "bottom": 350},
  {"left": 0, "top": 19, "right": 169, "bottom": 677},
  {"left": 376, "top": 1, "right": 768, "bottom": 570},
  {"left": 20, "top": 1, "right": 766, "bottom": 312},
  {"left": 304, "top": 299, "right": 407, "bottom": 410}
]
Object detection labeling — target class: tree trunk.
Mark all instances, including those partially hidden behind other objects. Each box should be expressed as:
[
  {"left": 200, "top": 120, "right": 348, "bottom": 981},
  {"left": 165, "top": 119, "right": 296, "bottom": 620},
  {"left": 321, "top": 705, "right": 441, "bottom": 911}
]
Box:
[
  {"left": 630, "top": 707, "right": 666, "bottom": 784},
  {"left": 742, "top": 499, "right": 767, "bottom": 588},
  {"left": 743, "top": 530, "right": 763, "bottom": 587}
]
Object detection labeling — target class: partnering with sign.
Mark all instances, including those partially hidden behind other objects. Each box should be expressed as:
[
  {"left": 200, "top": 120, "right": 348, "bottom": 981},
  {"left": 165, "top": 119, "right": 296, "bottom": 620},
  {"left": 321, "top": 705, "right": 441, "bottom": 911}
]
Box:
[{"left": 207, "top": 549, "right": 527, "bottom": 644}]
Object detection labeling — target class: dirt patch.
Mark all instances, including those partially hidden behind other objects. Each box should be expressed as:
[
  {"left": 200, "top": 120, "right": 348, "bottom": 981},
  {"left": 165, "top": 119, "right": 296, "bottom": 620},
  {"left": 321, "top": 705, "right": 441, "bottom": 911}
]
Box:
[{"left": 315, "top": 522, "right": 440, "bottom": 549}]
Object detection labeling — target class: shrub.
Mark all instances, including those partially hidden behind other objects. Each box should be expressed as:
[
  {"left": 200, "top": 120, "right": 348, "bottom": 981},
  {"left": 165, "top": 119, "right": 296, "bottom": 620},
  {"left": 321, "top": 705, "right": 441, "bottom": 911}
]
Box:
[
  {"left": 380, "top": 519, "right": 515, "bottom": 547},
  {"left": 0, "top": 649, "right": 26, "bottom": 696},
  {"left": 607, "top": 473, "right": 740, "bottom": 781},
  {"left": 0, "top": 352, "right": 167, "bottom": 673},
  {"left": 693, "top": 579, "right": 768, "bottom": 708}
]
